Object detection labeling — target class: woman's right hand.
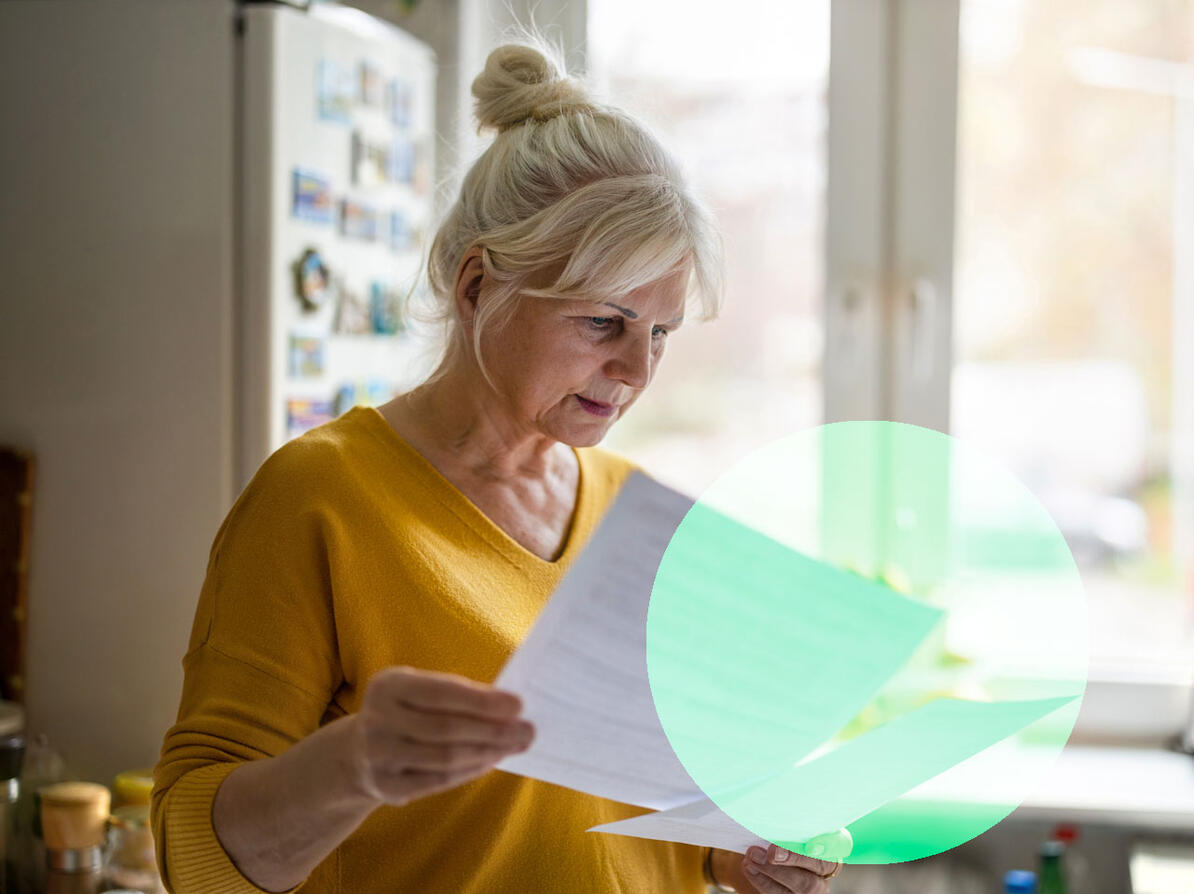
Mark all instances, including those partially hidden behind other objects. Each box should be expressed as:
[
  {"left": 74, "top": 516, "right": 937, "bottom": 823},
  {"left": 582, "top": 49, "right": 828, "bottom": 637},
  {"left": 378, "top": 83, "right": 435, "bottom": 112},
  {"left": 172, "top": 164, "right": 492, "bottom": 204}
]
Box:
[{"left": 347, "top": 665, "right": 535, "bottom": 807}]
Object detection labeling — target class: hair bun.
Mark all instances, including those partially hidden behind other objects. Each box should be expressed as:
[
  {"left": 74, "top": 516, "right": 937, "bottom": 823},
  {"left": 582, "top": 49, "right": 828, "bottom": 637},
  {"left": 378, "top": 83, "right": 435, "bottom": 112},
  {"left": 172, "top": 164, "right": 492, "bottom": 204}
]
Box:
[{"left": 472, "top": 43, "right": 590, "bottom": 133}]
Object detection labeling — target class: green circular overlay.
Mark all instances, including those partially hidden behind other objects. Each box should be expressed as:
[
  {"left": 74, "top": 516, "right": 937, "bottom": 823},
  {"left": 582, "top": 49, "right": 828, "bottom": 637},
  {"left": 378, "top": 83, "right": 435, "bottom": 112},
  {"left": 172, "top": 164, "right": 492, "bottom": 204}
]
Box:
[{"left": 645, "top": 421, "right": 1087, "bottom": 864}]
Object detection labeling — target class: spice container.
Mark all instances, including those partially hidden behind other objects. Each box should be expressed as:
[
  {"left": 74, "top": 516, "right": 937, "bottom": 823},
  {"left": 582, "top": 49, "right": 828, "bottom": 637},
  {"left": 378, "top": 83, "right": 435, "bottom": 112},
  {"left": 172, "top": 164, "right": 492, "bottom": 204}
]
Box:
[{"left": 39, "top": 782, "right": 109, "bottom": 870}]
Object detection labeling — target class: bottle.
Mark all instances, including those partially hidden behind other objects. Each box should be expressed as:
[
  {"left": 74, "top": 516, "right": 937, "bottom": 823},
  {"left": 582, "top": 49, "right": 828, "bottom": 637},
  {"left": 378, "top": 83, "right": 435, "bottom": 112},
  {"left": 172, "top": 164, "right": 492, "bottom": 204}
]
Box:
[
  {"left": 0, "top": 711, "right": 25, "bottom": 894},
  {"left": 1038, "top": 839, "right": 1068, "bottom": 894},
  {"left": 1004, "top": 869, "right": 1037, "bottom": 893},
  {"left": 13, "top": 733, "right": 66, "bottom": 894},
  {"left": 105, "top": 805, "right": 165, "bottom": 894},
  {"left": 1051, "top": 823, "right": 1089, "bottom": 892}
]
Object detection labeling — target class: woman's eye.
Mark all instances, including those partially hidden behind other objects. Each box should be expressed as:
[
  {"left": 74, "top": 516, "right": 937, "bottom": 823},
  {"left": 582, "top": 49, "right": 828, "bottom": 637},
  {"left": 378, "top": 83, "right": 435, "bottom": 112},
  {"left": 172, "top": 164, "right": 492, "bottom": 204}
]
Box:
[
  {"left": 586, "top": 317, "right": 617, "bottom": 330},
  {"left": 652, "top": 327, "right": 668, "bottom": 340}
]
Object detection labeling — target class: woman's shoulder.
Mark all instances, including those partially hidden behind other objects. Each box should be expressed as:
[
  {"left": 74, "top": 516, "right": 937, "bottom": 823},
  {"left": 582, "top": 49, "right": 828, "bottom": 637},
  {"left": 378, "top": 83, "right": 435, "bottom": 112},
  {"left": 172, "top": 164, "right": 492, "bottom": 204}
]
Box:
[{"left": 240, "top": 407, "right": 385, "bottom": 507}]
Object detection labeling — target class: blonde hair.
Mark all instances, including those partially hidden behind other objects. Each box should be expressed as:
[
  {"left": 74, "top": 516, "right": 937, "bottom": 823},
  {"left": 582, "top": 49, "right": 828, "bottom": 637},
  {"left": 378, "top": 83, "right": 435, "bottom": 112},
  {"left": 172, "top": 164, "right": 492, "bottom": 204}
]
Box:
[{"left": 414, "top": 35, "right": 725, "bottom": 388}]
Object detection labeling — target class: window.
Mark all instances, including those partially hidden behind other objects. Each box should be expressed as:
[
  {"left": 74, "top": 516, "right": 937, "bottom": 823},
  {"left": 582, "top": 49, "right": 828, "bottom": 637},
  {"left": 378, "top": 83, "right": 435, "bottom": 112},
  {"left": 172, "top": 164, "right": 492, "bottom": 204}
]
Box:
[
  {"left": 954, "top": 0, "right": 1194, "bottom": 676},
  {"left": 588, "top": 0, "right": 829, "bottom": 496},
  {"left": 588, "top": 0, "right": 1194, "bottom": 720}
]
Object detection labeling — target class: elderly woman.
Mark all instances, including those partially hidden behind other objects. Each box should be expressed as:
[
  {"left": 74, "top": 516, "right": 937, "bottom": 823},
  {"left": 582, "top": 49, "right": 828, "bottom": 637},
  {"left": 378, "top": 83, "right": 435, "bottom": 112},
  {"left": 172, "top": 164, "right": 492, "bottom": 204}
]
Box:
[{"left": 152, "top": 40, "right": 839, "bottom": 894}]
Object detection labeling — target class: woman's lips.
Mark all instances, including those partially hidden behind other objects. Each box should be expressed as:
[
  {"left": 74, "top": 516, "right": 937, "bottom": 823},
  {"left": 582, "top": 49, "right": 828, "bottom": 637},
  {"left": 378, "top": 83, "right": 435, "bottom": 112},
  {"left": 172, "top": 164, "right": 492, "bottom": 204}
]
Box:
[{"left": 576, "top": 395, "right": 617, "bottom": 417}]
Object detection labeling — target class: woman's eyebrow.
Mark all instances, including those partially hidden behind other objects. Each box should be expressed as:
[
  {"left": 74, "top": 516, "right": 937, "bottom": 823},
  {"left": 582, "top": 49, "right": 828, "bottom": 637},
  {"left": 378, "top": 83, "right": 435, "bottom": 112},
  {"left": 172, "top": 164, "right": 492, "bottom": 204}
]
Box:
[
  {"left": 601, "top": 302, "right": 684, "bottom": 324},
  {"left": 602, "top": 302, "right": 638, "bottom": 319}
]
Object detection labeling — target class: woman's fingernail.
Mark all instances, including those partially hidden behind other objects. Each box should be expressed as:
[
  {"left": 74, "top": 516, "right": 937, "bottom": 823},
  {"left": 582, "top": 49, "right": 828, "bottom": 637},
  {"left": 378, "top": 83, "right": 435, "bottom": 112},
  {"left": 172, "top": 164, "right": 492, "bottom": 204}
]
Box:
[
  {"left": 771, "top": 846, "right": 791, "bottom": 864},
  {"left": 749, "top": 846, "right": 765, "bottom": 864}
]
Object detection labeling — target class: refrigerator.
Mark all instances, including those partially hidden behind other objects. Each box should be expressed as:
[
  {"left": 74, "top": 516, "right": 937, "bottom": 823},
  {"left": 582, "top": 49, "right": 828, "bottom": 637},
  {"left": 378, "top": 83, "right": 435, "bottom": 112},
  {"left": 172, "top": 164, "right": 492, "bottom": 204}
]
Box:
[
  {"left": 239, "top": 1, "right": 438, "bottom": 490},
  {"left": 0, "top": 0, "right": 437, "bottom": 784}
]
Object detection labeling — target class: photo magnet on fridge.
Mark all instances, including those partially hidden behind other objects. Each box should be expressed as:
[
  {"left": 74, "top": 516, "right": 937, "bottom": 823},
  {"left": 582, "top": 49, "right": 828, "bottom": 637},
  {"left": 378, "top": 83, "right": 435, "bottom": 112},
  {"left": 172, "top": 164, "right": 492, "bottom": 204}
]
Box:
[
  {"left": 317, "top": 59, "right": 354, "bottom": 124},
  {"left": 370, "top": 281, "right": 406, "bottom": 336},
  {"left": 352, "top": 130, "right": 390, "bottom": 188},
  {"left": 292, "top": 247, "right": 331, "bottom": 313},
  {"left": 387, "top": 78, "right": 412, "bottom": 129},
  {"left": 340, "top": 198, "right": 379, "bottom": 241},
  {"left": 287, "top": 397, "right": 335, "bottom": 439},
  {"left": 388, "top": 209, "right": 413, "bottom": 253},
  {"left": 291, "top": 169, "right": 333, "bottom": 225},
  {"left": 389, "top": 137, "right": 415, "bottom": 185},
  {"left": 288, "top": 334, "right": 326, "bottom": 378},
  {"left": 359, "top": 60, "right": 384, "bottom": 108},
  {"left": 332, "top": 283, "right": 373, "bottom": 335}
]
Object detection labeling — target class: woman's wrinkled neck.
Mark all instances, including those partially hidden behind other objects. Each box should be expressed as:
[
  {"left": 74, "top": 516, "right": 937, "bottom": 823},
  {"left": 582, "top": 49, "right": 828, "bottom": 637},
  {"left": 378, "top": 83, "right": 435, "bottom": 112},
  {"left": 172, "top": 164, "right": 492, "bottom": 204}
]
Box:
[{"left": 384, "top": 359, "right": 565, "bottom": 484}]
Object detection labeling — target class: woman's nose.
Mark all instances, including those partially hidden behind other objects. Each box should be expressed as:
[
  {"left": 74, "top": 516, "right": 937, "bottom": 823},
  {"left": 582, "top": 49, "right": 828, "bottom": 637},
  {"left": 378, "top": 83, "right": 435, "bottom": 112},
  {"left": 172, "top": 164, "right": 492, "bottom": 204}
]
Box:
[{"left": 606, "top": 331, "right": 653, "bottom": 388}]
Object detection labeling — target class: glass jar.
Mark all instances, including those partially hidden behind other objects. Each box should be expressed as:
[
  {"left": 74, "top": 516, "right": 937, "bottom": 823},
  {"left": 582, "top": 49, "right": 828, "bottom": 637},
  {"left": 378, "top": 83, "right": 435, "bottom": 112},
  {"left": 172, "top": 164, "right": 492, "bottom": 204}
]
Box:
[{"left": 104, "top": 806, "right": 164, "bottom": 894}]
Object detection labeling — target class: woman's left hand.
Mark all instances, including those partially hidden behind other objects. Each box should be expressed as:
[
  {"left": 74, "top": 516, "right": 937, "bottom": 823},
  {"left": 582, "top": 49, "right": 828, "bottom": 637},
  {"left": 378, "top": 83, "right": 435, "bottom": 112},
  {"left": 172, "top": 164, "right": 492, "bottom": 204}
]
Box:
[{"left": 711, "top": 845, "right": 840, "bottom": 893}]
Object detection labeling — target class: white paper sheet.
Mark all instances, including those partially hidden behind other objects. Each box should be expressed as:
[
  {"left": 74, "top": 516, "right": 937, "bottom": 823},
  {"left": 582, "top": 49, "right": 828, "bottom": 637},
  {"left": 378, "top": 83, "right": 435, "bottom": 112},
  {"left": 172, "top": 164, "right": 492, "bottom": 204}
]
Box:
[
  {"left": 495, "top": 472, "right": 941, "bottom": 813},
  {"left": 494, "top": 471, "right": 702, "bottom": 810}
]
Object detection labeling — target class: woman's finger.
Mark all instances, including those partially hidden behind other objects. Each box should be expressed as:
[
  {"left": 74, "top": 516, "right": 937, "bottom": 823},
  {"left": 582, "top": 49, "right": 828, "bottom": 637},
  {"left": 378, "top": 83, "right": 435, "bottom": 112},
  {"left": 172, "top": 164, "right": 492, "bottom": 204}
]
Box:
[
  {"left": 385, "top": 737, "right": 529, "bottom": 772},
  {"left": 375, "top": 666, "right": 524, "bottom": 719},
  {"left": 742, "top": 847, "right": 832, "bottom": 894},
  {"left": 388, "top": 701, "right": 534, "bottom": 747},
  {"left": 762, "top": 844, "right": 838, "bottom": 878},
  {"left": 375, "top": 762, "right": 498, "bottom": 802}
]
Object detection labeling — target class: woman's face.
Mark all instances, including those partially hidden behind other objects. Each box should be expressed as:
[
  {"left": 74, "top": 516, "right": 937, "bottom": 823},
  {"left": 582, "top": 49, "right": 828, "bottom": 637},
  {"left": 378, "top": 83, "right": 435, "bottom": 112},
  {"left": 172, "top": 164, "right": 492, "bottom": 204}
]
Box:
[{"left": 476, "top": 268, "right": 689, "bottom": 448}]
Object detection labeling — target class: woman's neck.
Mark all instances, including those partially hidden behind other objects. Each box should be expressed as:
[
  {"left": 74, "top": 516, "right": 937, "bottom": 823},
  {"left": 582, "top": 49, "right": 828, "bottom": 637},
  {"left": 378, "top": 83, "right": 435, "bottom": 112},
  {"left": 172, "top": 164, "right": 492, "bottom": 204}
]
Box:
[{"left": 383, "top": 364, "right": 565, "bottom": 484}]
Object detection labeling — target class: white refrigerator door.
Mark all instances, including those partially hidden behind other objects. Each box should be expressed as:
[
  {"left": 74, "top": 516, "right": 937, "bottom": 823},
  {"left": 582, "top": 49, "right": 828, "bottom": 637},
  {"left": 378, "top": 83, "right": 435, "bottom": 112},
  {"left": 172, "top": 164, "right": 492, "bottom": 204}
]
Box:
[{"left": 239, "top": 2, "right": 436, "bottom": 488}]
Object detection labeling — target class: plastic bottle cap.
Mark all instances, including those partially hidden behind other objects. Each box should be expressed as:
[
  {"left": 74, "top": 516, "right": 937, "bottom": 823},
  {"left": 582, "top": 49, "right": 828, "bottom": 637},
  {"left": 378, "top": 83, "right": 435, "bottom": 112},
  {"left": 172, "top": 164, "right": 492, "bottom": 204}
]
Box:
[
  {"left": 1039, "top": 839, "right": 1065, "bottom": 858},
  {"left": 112, "top": 767, "right": 155, "bottom": 806},
  {"left": 1004, "top": 869, "right": 1037, "bottom": 892},
  {"left": 1052, "top": 823, "right": 1079, "bottom": 844}
]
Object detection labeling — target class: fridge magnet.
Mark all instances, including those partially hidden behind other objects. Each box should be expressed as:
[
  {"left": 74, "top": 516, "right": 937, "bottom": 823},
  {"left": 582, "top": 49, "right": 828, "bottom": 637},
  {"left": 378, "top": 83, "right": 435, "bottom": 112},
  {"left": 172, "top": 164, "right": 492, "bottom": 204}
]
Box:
[
  {"left": 291, "top": 247, "right": 331, "bottom": 313},
  {"left": 389, "top": 137, "right": 415, "bottom": 185},
  {"left": 370, "top": 280, "right": 407, "bottom": 335},
  {"left": 291, "top": 169, "right": 333, "bottom": 224},
  {"left": 352, "top": 130, "right": 390, "bottom": 188},
  {"left": 286, "top": 397, "right": 335, "bottom": 439},
  {"left": 340, "top": 198, "right": 379, "bottom": 241},
  {"left": 317, "top": 59, "right": 353, "bottom": 125},
  {"left": 359, "top": 60, "right": 384, "bottom": 108},
  {"left": 367, "top": 379, "right": 395, "bottom": 405},
  {"left": 331, "top": 282, "right": 373, "bottom": 335},
  {"left": 288, "top": 334, "right": 326, "bottom": 378},
  {"left": 334, "top": 381, "right": 365, "bottom": 415},
  {"left": 387, "top": 78, "right": 413, "bottom": 128},
  {"left": 388, "top": 209, "right": 413, "bottom": 253}
]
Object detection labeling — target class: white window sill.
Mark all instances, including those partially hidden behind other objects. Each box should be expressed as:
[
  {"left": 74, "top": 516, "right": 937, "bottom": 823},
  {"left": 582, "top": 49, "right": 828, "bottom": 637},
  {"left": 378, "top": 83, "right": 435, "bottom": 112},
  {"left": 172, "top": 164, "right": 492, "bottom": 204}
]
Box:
[
  {"left": 1009, "top": 744, "right": 1194, "bottom": 828},
  {"left": 894, "top": 675, "right": 1194, "bottom": 829}
]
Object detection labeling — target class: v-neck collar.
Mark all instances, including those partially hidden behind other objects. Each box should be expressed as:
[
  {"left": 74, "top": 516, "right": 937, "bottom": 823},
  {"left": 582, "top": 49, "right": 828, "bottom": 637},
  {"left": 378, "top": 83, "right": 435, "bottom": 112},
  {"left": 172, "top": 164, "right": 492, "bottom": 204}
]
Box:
[{"left": 353, "top": 405, "right": 590, "bottom": 570}]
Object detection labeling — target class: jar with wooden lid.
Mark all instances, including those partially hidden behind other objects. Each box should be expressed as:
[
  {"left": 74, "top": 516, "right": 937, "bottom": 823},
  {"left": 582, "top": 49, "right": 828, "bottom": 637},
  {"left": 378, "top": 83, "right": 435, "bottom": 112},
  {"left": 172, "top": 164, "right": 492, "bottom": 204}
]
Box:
[{"left": 39, "top": 782, "right": 109, "bottom": 872}]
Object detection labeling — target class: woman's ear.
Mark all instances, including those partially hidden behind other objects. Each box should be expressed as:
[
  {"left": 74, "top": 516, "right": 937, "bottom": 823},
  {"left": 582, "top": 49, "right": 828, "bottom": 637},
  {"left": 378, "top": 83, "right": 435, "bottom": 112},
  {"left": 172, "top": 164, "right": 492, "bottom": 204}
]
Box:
[{"left": 454, "top": 247, "right": 485, "bottom": 332}]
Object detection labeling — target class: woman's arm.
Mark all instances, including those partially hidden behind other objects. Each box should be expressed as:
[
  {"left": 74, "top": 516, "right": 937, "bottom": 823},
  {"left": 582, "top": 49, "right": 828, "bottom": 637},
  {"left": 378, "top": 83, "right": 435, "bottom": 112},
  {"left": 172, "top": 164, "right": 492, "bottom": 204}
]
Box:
[
  {"left": 209, "top": 666, "right": 533, "bottom": 892},
  {"left": 211, "top": 714, "right": 375, "bottom": 892}
]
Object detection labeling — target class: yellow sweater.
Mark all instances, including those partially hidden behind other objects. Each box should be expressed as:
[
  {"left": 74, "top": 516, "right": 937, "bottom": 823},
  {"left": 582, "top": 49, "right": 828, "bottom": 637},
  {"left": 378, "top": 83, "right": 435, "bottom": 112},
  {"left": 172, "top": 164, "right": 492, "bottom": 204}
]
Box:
[{"left": 152, "top": 405, "right": 706, "bottom": 894}]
